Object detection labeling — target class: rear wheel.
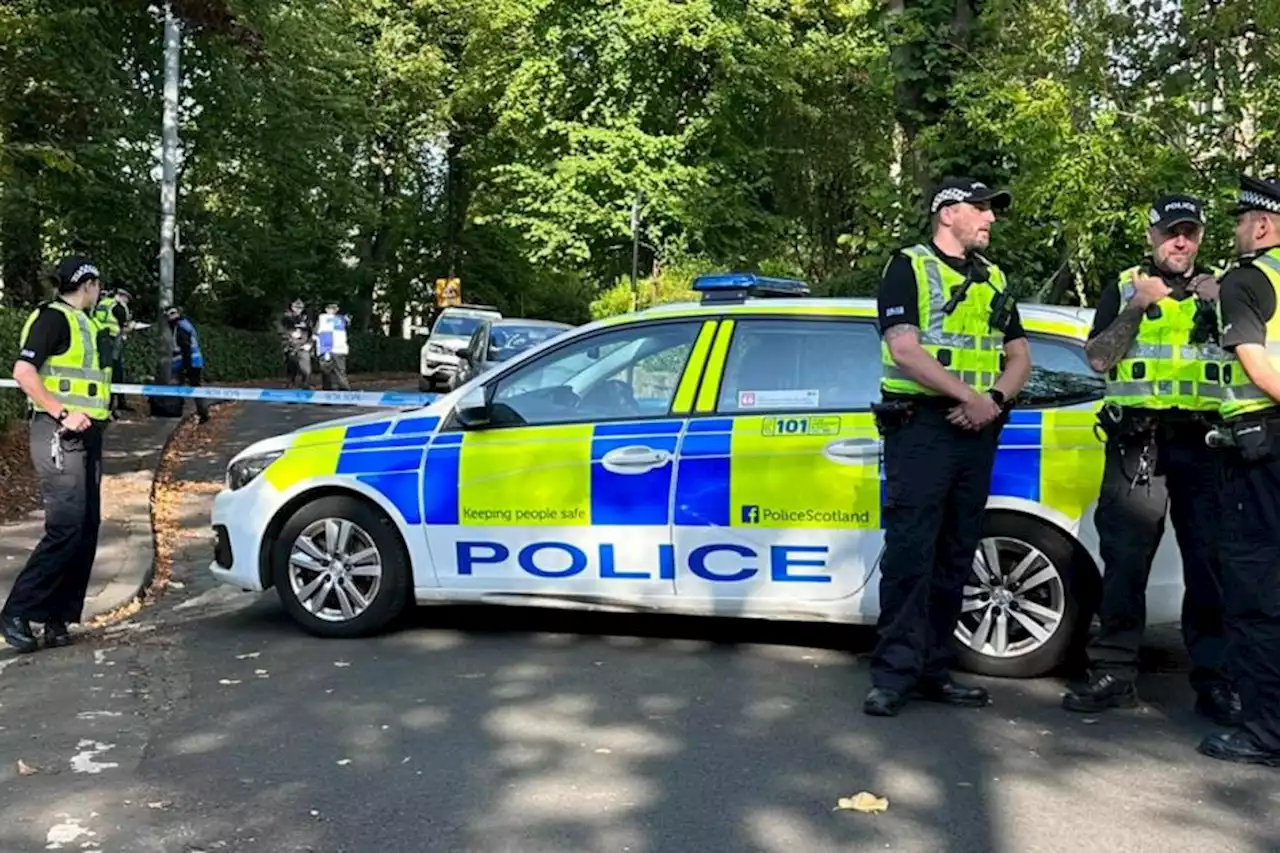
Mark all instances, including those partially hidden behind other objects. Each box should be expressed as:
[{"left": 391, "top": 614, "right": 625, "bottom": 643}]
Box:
[
  {"left": 952, "top": 512, "right": 1097, "bottom": 679},
  {"left": 272, "top": 495, "right": 411, "bottom": 639}
]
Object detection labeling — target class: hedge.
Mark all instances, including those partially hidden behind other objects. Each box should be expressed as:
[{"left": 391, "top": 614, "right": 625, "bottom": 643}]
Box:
[{"left": 0, "top": 306, "right": 423, "bottom": 431}]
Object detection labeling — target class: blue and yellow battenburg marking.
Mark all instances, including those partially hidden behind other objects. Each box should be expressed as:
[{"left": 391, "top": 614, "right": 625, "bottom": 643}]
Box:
[
  {"left": 263, "top": 415, "right": 441, "bottom": 524},
  {"left": 261, "top": 407, "right": 1106, "bottom": 531}
]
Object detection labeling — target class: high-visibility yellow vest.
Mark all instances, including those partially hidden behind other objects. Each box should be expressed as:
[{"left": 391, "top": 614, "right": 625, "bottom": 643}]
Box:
[
  {"left": 1102, "top": 267, "right": 1225, "bottom": 412},
  {"left": 20, "top": 301, "right": 112, "bottom": 421},
  {"left": 92, "top": 296, "right": 122, "bottom": 336},
  {"left": 880, "top": 244, "right": 1006, "bottom": 397},
  {"left": 1220, "top": 248, "right": 1280, "bottom": 420}
]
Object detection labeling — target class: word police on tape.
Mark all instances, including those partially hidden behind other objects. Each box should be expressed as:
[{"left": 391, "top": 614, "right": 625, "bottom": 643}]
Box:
[{"left": 0, "top": 379, "right": 438, "bottom": 409}]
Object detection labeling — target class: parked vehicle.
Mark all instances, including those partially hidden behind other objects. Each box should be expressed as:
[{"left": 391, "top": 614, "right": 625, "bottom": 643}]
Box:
[
  {"left": 418, "top": 305, "right": 501, "bottom": 391},
  {"left": 211, "top": 275, "right": 1175, "bottom": 681},
  {"left": 453, "top": 318, "right": 574, "bottom": 389}
]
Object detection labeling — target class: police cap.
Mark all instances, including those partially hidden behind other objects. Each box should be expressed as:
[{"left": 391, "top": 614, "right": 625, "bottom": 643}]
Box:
[
  {"left": 1148, "top": 194, "right": 1205, "bottom": 230},
  {"left": 1228, "top": 174, "right": 1280, "bottom": 217},
  {"left": 55, "top": 255, "right": 100, "bottom": 293},
  {"left": 929, "top": 177, "right": 1012, "bottom": 214}
]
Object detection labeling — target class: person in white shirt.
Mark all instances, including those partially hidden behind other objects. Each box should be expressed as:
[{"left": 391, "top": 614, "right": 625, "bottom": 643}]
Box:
[{"left": 316, "top": 302, "right": 351, "bottom": 391}]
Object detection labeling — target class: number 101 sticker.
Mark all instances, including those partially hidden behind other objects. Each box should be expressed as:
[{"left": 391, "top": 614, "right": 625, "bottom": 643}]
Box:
[{"left": 762, "top": 416, "right": 841, "bottom": 436}]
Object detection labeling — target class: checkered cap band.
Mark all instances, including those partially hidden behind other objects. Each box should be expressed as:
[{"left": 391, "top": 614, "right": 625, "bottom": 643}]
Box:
[
  {"left": 1147, "top": 208, "right": 1161, "bottom": 225},
  {"left": 1242, "top": 190, "right": 1280, "bottom": 213},
  {"left": 930, "top": 188, "right": 971, "bottom": 213},
  {"left": 69, "top": 264, "right": 99, "bottom": 285}
]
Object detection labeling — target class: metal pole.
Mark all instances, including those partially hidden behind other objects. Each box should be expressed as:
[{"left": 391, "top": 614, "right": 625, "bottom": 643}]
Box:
[
  {"left": 158, "top": 3, "right": 180, "bottom": 384},
  {"left": 630, "top": 192, "right": 642, "bottom": 302}
]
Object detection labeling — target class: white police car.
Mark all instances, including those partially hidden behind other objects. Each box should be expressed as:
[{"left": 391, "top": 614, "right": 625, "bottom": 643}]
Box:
[{"left": 211, "top": 275, "right": 1187, "bottom": 678}]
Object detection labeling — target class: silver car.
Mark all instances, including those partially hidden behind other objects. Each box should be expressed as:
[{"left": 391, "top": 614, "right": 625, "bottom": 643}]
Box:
[{"left": 453, "top": 318, "right": 574, "bottom": 389}]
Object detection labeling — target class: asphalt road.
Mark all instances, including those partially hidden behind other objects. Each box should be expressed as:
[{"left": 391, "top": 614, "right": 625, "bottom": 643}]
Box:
[{"left": 1, "top": 399, "right": 1277, "bottom": 853}]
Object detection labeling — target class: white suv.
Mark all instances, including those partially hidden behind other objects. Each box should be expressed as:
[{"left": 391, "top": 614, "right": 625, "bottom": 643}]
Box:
[{"left": 418, "top": 305, "right": 501, "bottom": 391}]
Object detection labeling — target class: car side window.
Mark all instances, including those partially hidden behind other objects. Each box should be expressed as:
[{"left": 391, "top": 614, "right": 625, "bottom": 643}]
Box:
[
  {"left": 716, "top": 318, "right": 881, "bottom": 412},
  {"left": 1026, "top": 334, "right": 1092, "bottom": 375},
  {"left": 488, "top": 321, "right": 702, "bottom": 426}
]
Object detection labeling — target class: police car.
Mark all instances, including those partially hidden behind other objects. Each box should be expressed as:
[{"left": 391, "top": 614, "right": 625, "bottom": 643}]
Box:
[{"left": 210, "top": 275, "right": 1186, "bottom": 679}]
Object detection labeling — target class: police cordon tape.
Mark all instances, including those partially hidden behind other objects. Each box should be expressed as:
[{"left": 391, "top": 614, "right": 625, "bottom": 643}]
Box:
[{"left": 0, "top": 378, "right": 440, "bottom": 409}]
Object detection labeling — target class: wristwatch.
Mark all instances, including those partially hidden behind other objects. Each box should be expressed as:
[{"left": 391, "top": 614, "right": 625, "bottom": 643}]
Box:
[
  {"left": 987, "top": 388, "right": 1006, "bottom": 406},
  {"left": 55, "top": 409, "right": 69, "bottom": 423}
]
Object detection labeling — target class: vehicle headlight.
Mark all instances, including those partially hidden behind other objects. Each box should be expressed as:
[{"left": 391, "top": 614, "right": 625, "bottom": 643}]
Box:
[
  {"left": 428, "top": 343, "right": 448, "bottom": 355},
  {"left": 226, "top": 451, "right": 284, "bottom": 491}
]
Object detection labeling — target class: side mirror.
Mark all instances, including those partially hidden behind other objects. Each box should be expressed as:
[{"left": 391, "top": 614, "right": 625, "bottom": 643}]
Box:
[{"left": 454, "top": 385, "right": 491, "bottom": 429}]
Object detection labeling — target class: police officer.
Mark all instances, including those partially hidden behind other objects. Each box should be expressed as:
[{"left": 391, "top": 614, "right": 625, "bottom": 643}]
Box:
[
  {"left": 280, "top": 298, "right": 313, "bottom": 388},
  {"left": 93, "top": 286, "right": 132, "bottom": 412},
  {"left": 1062, "top": 194, "right": 1238, "bottom": 724},
  {"left": 165, "top": 305, "right": 210, "bottom": 423},
  {"left": 1199, "top": 174, "right": 1280, "bottom": 767},
  {"left": 1, "top": 256, "right": 111, "bottom": 653},
  {"left": 866, "top": 177, "right": 1033, "bottom": 717},
  {"left": 316, "top": 302, "right": 351, "bottom": 391}
]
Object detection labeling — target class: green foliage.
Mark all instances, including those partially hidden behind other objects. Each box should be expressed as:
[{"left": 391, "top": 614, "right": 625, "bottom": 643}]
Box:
[
  {"left": 3, "top": 0, "right": 1278, "bottom": 328},
  {"left": 0, "top": 306, "right": 420, "bottom": 431}
]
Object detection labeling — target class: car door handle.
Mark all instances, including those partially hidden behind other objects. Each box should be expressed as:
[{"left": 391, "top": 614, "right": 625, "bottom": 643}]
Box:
[
  {"left": 600, "top": 445, "right": 672, "bottom": 475},
  {"left": 823, "top": 438, "right": 881, "bottom": 465}
]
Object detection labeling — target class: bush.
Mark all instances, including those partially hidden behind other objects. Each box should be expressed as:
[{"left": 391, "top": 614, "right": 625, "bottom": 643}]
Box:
[
  {"left": 0, "top": 306, "right": 422, "bottom": 431},
  {"left": 589, "top": 264, "right": 712, "bottom": 320}
]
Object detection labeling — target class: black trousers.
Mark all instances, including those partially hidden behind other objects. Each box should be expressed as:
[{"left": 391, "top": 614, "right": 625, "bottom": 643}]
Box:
[
  {"left": 870, "top": 404, "right": 1002, "bottom": 693},
  {"left": 1088, "top": 424, "right": 1229, "bottom": 692},
  {"left": 320, "top": 353, "right": 350, "bottom": 391},
  {"left": 286, "top": 348, "right": 312, "bottom": 387},
  {"left": 2, "top": 414, "right": 104, "bottom": 624},
  {"left": 180, "top": 365, "right": 210, "bottom": 419},
  {"left": 1217, "top": 427, "right": 1280, "bottom": 750}
]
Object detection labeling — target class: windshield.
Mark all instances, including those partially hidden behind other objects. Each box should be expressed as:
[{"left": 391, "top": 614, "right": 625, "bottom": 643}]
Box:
[
  {"left": 433, "top": 314, "right": 488, "bottom": 337},
  {"left": 488, "top": 325, "right": 568, "bottom": 361},
  {"left": 1020, "top": 334, "right": 1104, "bottom": 407}
]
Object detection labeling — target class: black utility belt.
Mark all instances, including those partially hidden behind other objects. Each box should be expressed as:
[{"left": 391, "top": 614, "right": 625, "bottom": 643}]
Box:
[{"left": 1208, "top": 411, "right": 1280, "bottom": 462}]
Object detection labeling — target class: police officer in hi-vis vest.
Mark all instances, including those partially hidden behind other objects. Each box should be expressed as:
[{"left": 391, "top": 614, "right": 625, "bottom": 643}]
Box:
[
  {"left": 866, "top": 177, "right": 1032, "bottom": 717},
  {"left": 1063, "top": 194, "right": 1238, "bottom": 725},
  {"left": 92, "top": 286, "right": 132, "bottom": 412},
  {"left": 2, "top": 256, "right": 112, "bottom": 653},
  {"left": 1199, "top": 174, "right": 1280, "bottom": 767}
]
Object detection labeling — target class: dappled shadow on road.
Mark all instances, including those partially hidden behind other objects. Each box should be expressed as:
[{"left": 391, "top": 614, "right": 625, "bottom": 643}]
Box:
[{"left": 1, "top": 591, "right": 1268, "bottom": 853}]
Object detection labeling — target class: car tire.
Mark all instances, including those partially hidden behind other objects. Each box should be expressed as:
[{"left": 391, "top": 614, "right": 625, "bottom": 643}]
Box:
[
  {"left": 952, "top": 511, "right": 1097, "bottom": 679},
  {"left": 271, "top": 495, "right": 412, "bottom": 639}
]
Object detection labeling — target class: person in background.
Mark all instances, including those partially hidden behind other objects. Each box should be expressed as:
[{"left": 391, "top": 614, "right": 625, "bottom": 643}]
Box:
[
  {"left": 2, "top": 256, "right": 111, "bottom": 653},
  {"left": 316, "top": 302, "right": 352, "bottom": 391},
  {"left": 280, "top": 298, "right": 313, "bottom": 388},
  {"left": 165, "top": 305, "right": 210, "bottom": 424},
  {"left": 92, "top": 286, "right": 133, "bottom": 413}
]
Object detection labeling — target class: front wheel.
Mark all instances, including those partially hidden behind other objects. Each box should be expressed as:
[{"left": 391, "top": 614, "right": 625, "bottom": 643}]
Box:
[
  {"left": 271, "top": 495, "right": 411, "bottom": 639},
  {"left": 952, "top": 512, "right": 1097, "bottom": 679}
]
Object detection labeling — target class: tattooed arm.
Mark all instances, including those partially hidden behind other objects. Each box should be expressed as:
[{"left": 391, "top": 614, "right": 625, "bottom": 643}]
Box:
[{"left": 1083, "top": 303, "right": 1146, "bottom": 373}]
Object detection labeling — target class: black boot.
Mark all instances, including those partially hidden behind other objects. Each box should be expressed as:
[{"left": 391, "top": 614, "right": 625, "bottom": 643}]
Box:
[
  {"left": 1198, "top": 730, "right": 1280, "bottom": 768},
  {"left": 1195, "top": 685, "right": 1243, "bottom": 727},
  {"left": 1, "top": 615, "right": 39, "bottom": 654},
  {"left": 863, "top": 687, "right": 908, "bottom": 717},
  {"left": 43, "top": 622, "right": 73, "bottom": 649},
  {"left": 1062, "top": 673, "right": 1138, "bottom": 712}
]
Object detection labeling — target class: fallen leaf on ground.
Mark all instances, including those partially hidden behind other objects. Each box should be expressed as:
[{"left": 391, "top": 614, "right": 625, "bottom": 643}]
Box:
[
  {"left": 147, "top": 801, "right": 172, "bottom": 809},
  {"left": 17, "top": 759, "right": 38, "bottom": 776},
  {"left": 835, "top": 792, "right": 889, "bottom": 813},
  {"left": 218, "top": 679, "right": 241, "bottom": 685},
  {"left": 333, "top": 661, "right": 350, "bottom": 668},
  {"left": 336, "top": 759, "right": 351, "bottom": 766},
  {"left": 236, "top": 652, "right": 260, "bottom": 660}
]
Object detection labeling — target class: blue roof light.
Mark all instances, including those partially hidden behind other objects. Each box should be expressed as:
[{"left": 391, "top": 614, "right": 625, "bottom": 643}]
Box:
[{"left": 691, "top": 272, "right": 811, "bottom": 303}]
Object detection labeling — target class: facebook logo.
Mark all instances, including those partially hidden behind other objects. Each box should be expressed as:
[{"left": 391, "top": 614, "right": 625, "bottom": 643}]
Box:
[{"left": 741, "top": 505, "right": 761, "bottom": 524}]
